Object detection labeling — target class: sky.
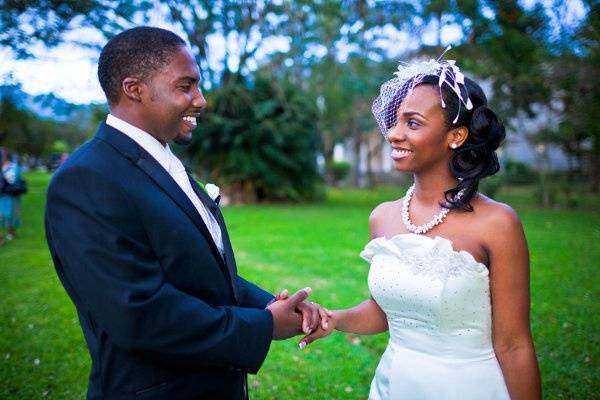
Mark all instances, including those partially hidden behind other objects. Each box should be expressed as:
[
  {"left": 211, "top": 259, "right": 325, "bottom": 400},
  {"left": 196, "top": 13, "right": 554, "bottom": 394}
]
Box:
[
  {"left": 0, "top": 38, "right": 105, "bottom": 104},
  {"left": 0, "top": 0, "right": 587, "bottom": 105},
  {"left": 0, "top": 24, "right": 461, "bottom": 105}
]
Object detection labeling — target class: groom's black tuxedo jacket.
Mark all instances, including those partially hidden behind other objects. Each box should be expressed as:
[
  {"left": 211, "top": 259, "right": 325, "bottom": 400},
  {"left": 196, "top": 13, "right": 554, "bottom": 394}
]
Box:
[{"left": 45, "top": 122, "right": 274, "bottom": 400}]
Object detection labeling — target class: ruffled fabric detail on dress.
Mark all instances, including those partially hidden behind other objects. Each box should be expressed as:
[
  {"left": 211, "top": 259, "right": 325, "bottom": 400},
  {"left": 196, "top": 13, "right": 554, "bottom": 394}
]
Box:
[{"left": 360, "top": 234, "right": 488, "bottom": 281}]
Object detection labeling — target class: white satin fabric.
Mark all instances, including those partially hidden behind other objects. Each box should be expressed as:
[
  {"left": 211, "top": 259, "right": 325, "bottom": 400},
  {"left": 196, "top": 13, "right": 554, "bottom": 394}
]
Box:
[{"left": 361, "top": 234, "right": 510, "bottom": 400}]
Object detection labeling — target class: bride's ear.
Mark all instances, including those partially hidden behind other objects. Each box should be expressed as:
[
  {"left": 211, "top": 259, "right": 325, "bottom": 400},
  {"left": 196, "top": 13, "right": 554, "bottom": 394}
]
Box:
[{"left": 447, "top": 127, "right": 469, "bottom": 149}]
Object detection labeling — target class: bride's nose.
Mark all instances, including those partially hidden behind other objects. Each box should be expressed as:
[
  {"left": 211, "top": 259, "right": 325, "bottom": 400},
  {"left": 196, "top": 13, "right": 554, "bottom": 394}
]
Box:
[{"left": 387, "top": 121, "right": 406, "bottom": 143}]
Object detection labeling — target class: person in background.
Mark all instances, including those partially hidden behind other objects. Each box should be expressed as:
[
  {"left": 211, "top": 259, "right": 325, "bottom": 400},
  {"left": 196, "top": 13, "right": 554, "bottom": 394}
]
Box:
[
  {"left": 0, "top": 149, "right": 22, "bottom": 241},
  {"left": 0, "top": 148, "right": 4, "bottom": 244}
]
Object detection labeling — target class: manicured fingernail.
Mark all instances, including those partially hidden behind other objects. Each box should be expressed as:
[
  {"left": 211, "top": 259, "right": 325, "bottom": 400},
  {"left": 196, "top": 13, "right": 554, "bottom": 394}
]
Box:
[
  {"left": 303, "top": 287, "right": 312, "bottom": 294},
  {"left": 299, "top": 341, "right": 306, "bottom": 349}
]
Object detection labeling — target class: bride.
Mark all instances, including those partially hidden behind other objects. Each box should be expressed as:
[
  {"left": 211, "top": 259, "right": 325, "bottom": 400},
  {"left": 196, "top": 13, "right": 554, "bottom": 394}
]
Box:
[{"left": 300, "top": 55, "right": 541, "bottom": 399}]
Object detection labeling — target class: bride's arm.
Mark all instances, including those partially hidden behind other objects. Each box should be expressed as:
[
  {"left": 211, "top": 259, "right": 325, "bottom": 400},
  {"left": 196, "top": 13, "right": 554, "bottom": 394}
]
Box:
[
  {"left": 332, "top": 298, "right": 388, "bottom": 334},
  {"left": 298, "top": 298, "right": 387, "bottom": 348},
  {"left": 486, "top": 204, "right": 541, "bottom": 400}
]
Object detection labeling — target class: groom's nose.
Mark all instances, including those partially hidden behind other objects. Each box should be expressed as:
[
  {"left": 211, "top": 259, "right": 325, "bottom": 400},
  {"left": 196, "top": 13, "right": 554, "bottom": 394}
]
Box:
[{"left": 192, "top": 89, "right": 207, "bottom": 110}]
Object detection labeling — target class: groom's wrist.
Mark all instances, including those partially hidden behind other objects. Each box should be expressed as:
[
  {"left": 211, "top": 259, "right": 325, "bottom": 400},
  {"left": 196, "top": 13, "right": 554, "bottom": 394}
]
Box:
[{"left": 265, "top": 295, "right": 277, "bottom": 307}]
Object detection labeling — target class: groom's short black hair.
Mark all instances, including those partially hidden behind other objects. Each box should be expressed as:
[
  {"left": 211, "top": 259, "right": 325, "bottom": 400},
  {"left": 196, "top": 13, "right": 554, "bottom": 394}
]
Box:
[{"left": 98, "top": 26, "right": 187, "bottom": 104}]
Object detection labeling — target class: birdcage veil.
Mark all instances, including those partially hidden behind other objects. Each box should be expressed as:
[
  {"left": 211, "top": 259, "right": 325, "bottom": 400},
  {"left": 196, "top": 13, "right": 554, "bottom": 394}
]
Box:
[{"left": 372, "top": 46, "right": 473, "bottom": 138}]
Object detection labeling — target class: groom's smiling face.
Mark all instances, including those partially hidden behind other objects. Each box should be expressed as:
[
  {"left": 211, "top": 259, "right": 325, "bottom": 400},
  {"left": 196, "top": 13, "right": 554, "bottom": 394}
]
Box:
[{"left": 140, "top": 46, "right": 206, "bottom": 145}]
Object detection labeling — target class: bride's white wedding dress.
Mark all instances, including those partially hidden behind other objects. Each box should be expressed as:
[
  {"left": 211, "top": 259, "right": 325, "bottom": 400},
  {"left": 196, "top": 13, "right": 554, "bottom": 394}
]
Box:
[{"left": 361, "top": 234, "right": 510, "bottom": 400}]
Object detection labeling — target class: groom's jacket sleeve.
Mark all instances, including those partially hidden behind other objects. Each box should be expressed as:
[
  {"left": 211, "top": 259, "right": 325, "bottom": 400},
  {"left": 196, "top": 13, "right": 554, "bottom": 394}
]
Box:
[
  {"left": 236, "top": 276, "right": 274, "bottom": 309},
  {"left": 45, "top": 165, "right": 273, "bottom": 374}
]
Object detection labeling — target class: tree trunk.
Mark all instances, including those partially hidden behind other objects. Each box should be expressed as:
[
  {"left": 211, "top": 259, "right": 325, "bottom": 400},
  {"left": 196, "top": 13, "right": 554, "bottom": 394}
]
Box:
[
  {"left": 352, "top": 138, "right": 361, "bottom": 188},
  {"left": 322, "top": 143, "right": 335, "bottom": 186},
  {"left": 592, "top": 146, "right": 600, "bottom": 193}
]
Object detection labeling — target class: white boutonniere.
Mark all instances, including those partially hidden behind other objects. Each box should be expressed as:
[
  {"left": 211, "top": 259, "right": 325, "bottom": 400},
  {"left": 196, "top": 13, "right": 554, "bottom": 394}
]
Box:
[{"left": 205, "top": 183, "right": 221, "bottom": 205}]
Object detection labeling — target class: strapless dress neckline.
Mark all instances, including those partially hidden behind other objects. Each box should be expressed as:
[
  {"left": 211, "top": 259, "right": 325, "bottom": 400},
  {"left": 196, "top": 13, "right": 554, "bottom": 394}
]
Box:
[
  {"left": 362, "top": 233, "right": 488, "bottom": 282},
  {"left": 365, "top": 233, "right": 486, "bottom": 266}
]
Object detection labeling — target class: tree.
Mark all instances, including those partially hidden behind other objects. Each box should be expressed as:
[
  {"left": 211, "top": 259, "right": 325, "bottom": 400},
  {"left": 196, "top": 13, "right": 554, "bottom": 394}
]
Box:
[
  {"left": 0, "top": 95, "right": 54, "bottom": 156},
  {"left": 183, "top": 75, "right": 322, "bottom": 203},
  {"left": 0, "top": 0, "right": 148, "bottom": 58},
  {"left": 159, "top": 0, "right": 291, "bottom": 90},
  {"left": 269, "top": 0, "right": 417, "bottom": 186},
  {"left": 0, "top": 87, "right": 104, "bottom": 156},
  {"left": 448, "top": 1, "right": 554, "bottom": 120},
  {"left": 548, "top": 0, "right": 600, "bottom": 191}
]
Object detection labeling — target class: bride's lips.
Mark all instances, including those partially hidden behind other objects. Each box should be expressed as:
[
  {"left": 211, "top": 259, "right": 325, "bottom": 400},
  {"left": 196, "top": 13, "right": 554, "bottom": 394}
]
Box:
[{"left": 391, "top": 147, "right": 413, "bottom": 161}]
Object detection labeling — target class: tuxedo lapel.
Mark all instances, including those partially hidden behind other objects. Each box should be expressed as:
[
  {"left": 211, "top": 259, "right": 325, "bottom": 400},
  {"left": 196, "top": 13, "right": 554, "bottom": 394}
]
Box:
[
  {"left": 96, "top": 123, "right": 225, "bottom": 264},
  {"left": 186, "top": 173, "right": 218, "bottom": 215},
  {"left": 187, "top": 176, "right": 239, "bottom": 294}
]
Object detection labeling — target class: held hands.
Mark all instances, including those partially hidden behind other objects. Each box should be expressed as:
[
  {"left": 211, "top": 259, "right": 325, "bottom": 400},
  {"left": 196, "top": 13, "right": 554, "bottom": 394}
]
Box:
[
  {"left": 299, "top": 310, "right": 337, "bottom": 349},
  {"left": 267, "top": 287, "right": 333, "bottom": 340}
]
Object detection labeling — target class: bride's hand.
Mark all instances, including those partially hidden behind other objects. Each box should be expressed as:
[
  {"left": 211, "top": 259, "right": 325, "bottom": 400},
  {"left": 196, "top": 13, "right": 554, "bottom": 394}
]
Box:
[
  {"left": 298, "top": 309, "right": 336, "bottom": 349},
  {"left": 273, "top": 288, "right": 333, "bottom": 335}
]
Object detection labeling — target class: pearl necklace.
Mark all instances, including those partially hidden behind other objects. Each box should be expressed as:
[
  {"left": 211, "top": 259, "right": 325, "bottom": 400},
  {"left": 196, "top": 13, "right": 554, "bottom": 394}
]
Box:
[{"left": 401, "top": 184, "right": 464, "bottom": 234}]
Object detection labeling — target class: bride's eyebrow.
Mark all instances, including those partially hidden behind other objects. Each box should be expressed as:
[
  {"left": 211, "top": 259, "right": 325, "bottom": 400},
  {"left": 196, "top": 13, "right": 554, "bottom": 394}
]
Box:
[{"left": 400, "top": 110, "right": 428, "bottom": 120}]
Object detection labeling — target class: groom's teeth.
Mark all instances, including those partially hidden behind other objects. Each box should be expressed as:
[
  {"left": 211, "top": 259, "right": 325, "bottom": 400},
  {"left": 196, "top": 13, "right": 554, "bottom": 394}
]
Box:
[{"left": 183, "top": 116, "right": 197, "bottom": 125}]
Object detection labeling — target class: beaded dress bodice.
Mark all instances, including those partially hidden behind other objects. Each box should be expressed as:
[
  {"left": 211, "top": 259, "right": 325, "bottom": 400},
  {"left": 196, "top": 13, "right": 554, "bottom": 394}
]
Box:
[
  {"left": 361, "top": 234, "right": 510, "bottom": 400},
  {"left": 362, "top": 233, "right": 493, "bottom": 359}
]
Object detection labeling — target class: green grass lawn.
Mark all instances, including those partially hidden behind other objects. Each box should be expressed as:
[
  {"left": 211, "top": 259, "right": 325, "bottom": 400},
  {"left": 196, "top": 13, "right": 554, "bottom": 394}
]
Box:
[{"left": 1, "top": 172, "right": 598, "bottom": 399}]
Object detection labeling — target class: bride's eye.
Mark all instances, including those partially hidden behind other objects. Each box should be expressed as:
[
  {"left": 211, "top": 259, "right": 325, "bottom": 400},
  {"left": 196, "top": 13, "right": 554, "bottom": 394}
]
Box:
[{"left": 407, "top": 119, "right": 420, "bottom": 129}]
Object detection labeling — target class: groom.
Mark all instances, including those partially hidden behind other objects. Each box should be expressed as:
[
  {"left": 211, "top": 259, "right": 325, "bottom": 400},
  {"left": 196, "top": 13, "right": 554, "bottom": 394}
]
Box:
[{"left": 45, "top": 27, "right": 322, "bottom": 399}]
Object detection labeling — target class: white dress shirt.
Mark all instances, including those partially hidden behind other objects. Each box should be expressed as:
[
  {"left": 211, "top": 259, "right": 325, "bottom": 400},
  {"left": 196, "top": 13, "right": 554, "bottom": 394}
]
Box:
[{"left": 106, "top": 114, "right": 224, "bottom": 255}]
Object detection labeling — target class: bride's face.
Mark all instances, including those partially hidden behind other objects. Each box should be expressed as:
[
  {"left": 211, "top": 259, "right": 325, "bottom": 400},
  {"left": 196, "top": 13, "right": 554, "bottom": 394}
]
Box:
[{"left": 386, "top": 84, "right": 453, "bottom": 173}]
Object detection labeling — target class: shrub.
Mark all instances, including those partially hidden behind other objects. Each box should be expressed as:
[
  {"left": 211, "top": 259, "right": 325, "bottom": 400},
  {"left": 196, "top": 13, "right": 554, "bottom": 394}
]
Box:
[
  {"left": 332, "top": 161, "right": 351, "bottom": 184},
  {"left": 479, "top": 175, "right": 504, "bottom": 198},
  {"left": 503, "top": 159, "right": 538, "bottom": 185},
  {"left": 185, "top": 76, "right": 322, "bottom": 202}
]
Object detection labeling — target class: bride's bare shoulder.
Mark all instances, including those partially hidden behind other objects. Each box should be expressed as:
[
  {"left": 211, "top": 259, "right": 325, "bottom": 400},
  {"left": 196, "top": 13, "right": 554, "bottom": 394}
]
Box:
[
  {"left": 370, "top": 199, "right": 402, "bottom": 218},
  {"left": 472, "top": 194, "right": 523, "bottom": 234},
  {"left": 369, "top": 199, "right": 402, "bottom": 227}
]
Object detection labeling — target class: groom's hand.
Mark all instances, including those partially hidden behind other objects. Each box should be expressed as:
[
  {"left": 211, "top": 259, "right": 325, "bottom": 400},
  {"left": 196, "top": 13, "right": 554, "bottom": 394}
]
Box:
[
  {"left": 267, "top": 288, "right": 310, "bottom": 340},
  {"left": 272, "top": 288, "right": 330, "bottom": 334}
]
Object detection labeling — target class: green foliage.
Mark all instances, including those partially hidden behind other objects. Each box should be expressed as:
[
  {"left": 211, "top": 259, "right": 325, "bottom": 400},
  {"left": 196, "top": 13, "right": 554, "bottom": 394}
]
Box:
[
  {"left": 50, "top": 140, "right": 69, "bottom": 153},
  {"left": 1, "top": 173, "right": 599, "bottom": 399},
  {"left": 453, "top": 2, "right": 553, "bottom": 120},
  {"left": 479, "top": 175, "right": 504, "bottom": 198},
  {"left": 0, "top": 94, "right": 98, "bottom": 157},
  {"left": 0, "top": 0, "right": 150, "bottom": 58},
  {"left": 452, "top": 1, "right": 599, "bottom": 190},
  {"left": 184, "top": 76, "right": 322, "bottom": 202},
  {"left": 503, "top": 159, "right": 539, "bottom": 185},
  {"left": 551, "top": 1, "right": 600, "bottom": 190},
  {"left": 332, "top": 161, "right": 352, "bottom": 184}
]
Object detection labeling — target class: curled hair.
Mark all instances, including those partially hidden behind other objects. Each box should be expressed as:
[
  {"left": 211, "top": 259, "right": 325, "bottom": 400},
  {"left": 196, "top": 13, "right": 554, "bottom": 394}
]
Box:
[
  {"left": 98, "top": 26, "right": 186, "bottom": 104},
  {"left": 388, "top": 75, "right": 505, "bottom": 211}
]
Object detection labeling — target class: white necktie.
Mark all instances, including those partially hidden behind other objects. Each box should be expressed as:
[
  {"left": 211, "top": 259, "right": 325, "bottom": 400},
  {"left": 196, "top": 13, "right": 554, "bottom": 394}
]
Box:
[{"left": 167, "top": 151, "right": 224, "bottom": 255}]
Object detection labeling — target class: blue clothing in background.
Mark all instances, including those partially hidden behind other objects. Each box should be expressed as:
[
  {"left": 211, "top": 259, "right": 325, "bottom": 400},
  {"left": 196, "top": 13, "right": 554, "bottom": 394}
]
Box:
[{"left": 0, "top": 161, "right": 22, "bottom": 229}]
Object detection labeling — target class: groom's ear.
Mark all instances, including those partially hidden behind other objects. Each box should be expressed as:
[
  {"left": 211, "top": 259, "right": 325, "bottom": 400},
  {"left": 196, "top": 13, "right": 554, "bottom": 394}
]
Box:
[{"left": 121, "top": 77, "right": 144, "bottom": 103}]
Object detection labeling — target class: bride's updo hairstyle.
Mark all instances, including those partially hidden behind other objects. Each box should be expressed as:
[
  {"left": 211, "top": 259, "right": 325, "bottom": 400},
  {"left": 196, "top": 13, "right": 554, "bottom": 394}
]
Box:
[
  {"left": 420, "top": 75, "right": 505, "bottom": 211},
  {"left": 383, "top": 75, "right": 505, "bottom": 211}
]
